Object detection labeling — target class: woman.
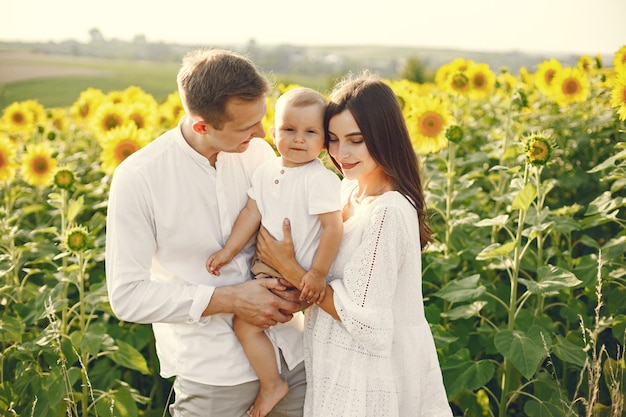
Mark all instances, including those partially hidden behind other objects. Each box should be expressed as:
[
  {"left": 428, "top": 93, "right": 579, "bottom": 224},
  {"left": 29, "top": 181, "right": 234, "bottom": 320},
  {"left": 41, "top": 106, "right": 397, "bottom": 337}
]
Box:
[{"left": 256, "top": 72, "right": 452, "bottom": 417}]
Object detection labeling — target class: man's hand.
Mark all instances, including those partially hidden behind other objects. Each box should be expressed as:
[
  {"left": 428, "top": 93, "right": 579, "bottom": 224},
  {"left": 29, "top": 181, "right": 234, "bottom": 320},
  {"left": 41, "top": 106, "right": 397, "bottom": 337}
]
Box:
[
  {"left": 228, "top": 278, "right": 301, "bottom": 328},
  {"left": 271, "top": 278, "right": 312, "bottom": 312}
]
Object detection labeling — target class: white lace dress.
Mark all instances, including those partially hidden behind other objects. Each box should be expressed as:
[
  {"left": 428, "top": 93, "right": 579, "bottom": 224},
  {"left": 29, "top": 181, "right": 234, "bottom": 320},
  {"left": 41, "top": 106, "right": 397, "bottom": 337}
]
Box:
[{"left": 303, "top": 181, "right": 452, "bottom": 417}]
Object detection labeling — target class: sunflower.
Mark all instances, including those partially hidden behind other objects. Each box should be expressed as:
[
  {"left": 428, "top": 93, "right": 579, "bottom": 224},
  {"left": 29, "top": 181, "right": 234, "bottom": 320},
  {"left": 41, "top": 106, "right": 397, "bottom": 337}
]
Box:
[
  {"left": 535, "top": 58, "right": 563, "bottom": 96},
  {"left": 550, "top": 67, "right": 590, "bottom": 106},
  {"left": 47, "top": 108, "right": 69, "bottom": 132},
  {"left": 24, "top": 100, "right": 46, "bottom": 126},
  {"left": 523, "top": 132, "right": 554, "bottom": 166},
  {"left": 107, "top": 90, "right": 126, "bottom": 104},
  {"left": 99, "top": 124, "right": 150, "bottom": 175},
  {"left": 496, "top": 70, "right": 520, "bottom": 96},
  {"left": 467, "top": 62, "right": 496, "bottom": 99},
  {"left": 122, "top": 86, "right": 157, "bottom": 103},
  {"left": 70, "top": 87, "right": 106, "bottom": 123},
  {"left": 0, "top": 134, "right": 19, "bottom": 182},
  {"left": 406, "top": 95, "right": 453, "bottom": 154},
  {"left": 1, "top": 101, "right": 36, "bottom": 136},
  {"left": 91, "top": 101, "right": 129, "bottom": 141},
  {"left": 610, "top": 70, "right": 626, "bottom": 121},
  {"left": 577, "top": 55, "right": 594, "bottom": 73},
  {"left": 447, "top": 72, "right": 471, "bottom": 96},
  {"left": 158, "top": 92, "right": 185, "bottom": 129},
  {"left": 613, "top": 45, "right": 626, "bottom": 72},
  {"left": 434, "top": 58, "right": 472, "bottom": 91},
  {"left": 20, "top": 142, "right": 58, "bottom": 187},
  {"left": 126, "top": 102, "right": 158, "bottom": 131}
]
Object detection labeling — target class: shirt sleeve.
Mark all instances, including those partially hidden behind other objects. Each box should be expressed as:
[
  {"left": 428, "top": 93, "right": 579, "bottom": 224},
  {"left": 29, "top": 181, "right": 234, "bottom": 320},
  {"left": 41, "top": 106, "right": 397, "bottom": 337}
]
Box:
[
  {"left": 105, "top": 164, "right": 215, "bottom": 325},
  {"left": 307, "top": 167, "right": 342, "bottom": 215},
  {"left": 329, "top": 205, "right": 408, "bottom": 354}
]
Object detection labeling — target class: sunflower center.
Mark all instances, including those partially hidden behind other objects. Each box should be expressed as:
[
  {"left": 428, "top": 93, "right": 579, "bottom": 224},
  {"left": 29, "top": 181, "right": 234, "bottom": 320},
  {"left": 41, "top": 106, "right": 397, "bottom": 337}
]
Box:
[
  {"left": 79, "top": 103, "right": 90, "bottom": 118},
  {"left": 472, "top": 74, "right": 486, "bottom": 89},
  {"left": 69, "top": 233, "right": 86, "bottom": 248},
  {"left": 562, "top": 78, "right": 580, "bottom": 95},
  {"left": 621, "top": 87, "right": 626, "bottom": 102},
  {"left": 544, "top": 70, "right": 556, "bottom": 85},
  {"left": 0, "top": 152, "right": 5, "bottom": 168},
  {"left": 31, "top": 155, "right": 50, "bottom": 175},
  {"left": 103, "top": 114, "right": 123, "bottom": 131},
  {"left": 11, "top": 112, "right": 25, "bottom": 124},
  {"left": 130, "top": 114, "right": 145, "bottom": 129},
  {"left": 530, "top": 141, "right": 549, "bottom": 160},
  {"left": 114, "top": 140, "right": 140, "bottom": 162},
  {"left": 451, "top": 73, "right": 469, "bottom": 91},
  {"left": 418, "top": 112, "right": 444, "bottom": 137}
]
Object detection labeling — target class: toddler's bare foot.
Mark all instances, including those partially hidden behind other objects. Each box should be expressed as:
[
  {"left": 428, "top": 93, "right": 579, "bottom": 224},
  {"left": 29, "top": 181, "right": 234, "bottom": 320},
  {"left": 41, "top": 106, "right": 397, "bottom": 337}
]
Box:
[{"left": 246, "top": 380, "right": 289, "bottom": 417}]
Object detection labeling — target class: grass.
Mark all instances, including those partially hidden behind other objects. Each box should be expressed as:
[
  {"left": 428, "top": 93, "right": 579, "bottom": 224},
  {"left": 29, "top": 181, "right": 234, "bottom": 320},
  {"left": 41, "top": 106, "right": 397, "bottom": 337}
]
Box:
[
  {"left": 0, "top": 55, "right": 181, "bottom": 108},
  {"left": 0, "top": 52, "right": 332, "bottom": 109}
]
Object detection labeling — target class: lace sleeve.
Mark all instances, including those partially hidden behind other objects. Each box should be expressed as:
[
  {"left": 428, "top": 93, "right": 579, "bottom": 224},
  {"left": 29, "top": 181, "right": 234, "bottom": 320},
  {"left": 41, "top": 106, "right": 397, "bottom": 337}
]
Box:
[{"left": 330, "top": 204, "right": 408, "bottom": 354}]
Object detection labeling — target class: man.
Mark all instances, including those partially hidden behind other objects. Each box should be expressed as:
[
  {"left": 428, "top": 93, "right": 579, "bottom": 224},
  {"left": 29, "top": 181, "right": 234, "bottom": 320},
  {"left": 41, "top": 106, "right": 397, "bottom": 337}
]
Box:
[{"left": 105, "top": 48, "right": 306, "bottom": 417}]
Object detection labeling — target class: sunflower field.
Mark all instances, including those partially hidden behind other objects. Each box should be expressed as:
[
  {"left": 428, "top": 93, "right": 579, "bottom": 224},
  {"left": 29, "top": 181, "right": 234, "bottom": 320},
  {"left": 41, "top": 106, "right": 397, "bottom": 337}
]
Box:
[{"left": 1, "top": 46, "right": 625, "bottom": 417}]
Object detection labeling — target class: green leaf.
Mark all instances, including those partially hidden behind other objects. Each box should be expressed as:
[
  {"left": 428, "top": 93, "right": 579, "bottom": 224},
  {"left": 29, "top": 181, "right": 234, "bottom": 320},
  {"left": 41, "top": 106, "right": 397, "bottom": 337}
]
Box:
[
  {"left": 524, "top": 399, "right": 565, "bottom": 416},
  {"left": 434, "top": 274, "right": 486, "bottom": 303},
  {"left": 441, "top": 301, "right": 487, "bottom": 320},
  {"left": 73, "top": 322, "right": 107, "bottom": 356},
  {"left": 0, "top": 316, "right": 24, "bottom": 343},
  {"left": 600, "top": 236, "right": 626, "bottom": 261},
  {"left": 476, "top": 241, "right": 516, "bottom": 260},
  {"left": 511, "top": 183, "right": 537, "bottom": 212},
  {"left": 612, "top": 314, "right": 626, "bottom": 341},
  {"left": 66, "top": 195, "right": 85, "bottom": 223},
  {"left": 584, "top": 191, "right": 624, "bottom": 216},
  {"left": 94, "top": 384, "right": 139, "bottom": 417},
  {"left": 474, "top": 215, "right": 509, "bottom": 227},
  {"left": 494, "top": 329, "right": 546, "bottom": 379},
  {"left": 523, "top": 222, "right": 554, "bottom": 240},
  {"left": 110, "top": 339, "right": 150, "bottom": 374},
  {"left": 440, "top": 348, "right": 495, "bottom": 397},
  {"left": 588, "top": 148, "right": 626, "bottom": 173},
  {"left": 552, "top": 335, "right": 586, "bottom": 367},
  {"left": 518, "top": 265, "right": 582, "bottom": 294}
]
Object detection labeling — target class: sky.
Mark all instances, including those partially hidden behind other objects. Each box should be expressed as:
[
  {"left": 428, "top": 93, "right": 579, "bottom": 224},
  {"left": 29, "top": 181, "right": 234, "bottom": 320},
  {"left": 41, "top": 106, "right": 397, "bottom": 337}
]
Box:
[{"left": 1, "top": 0, "right": 625, "bottom": 56}]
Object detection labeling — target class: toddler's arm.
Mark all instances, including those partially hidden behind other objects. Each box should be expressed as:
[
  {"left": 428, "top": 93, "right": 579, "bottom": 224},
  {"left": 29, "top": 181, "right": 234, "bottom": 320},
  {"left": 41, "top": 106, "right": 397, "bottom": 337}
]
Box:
[
  {"left": 299, "top": 210, "right": 343, "bottom": 303},
  {"left": 206, "top": 197, "right": 261, "bottom": 276}
]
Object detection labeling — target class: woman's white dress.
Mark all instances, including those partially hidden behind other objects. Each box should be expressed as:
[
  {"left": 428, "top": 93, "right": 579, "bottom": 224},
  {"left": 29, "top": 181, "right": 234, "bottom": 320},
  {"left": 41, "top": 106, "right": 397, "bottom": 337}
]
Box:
[{"left": 303, "top": 180, "right": 452, "bottom": 417}]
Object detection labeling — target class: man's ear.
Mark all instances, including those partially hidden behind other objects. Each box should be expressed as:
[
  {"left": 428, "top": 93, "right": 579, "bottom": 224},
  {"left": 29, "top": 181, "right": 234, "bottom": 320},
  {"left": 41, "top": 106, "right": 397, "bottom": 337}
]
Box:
[{"left": 192, "top": 120, "right": 210, "bottom": 135}]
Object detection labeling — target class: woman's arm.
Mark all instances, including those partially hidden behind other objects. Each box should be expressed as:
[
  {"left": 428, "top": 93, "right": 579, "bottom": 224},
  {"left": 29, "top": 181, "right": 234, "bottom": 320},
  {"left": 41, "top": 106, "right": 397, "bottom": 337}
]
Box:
[{"left": 256, "top": 218, "right": 340, "bottom": 320}]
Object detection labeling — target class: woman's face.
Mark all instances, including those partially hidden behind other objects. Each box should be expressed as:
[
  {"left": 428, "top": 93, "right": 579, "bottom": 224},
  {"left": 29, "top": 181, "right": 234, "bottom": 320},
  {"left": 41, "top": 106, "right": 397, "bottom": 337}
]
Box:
[{"left": 327, "top": 110, "right": 382, "bottom": 181}]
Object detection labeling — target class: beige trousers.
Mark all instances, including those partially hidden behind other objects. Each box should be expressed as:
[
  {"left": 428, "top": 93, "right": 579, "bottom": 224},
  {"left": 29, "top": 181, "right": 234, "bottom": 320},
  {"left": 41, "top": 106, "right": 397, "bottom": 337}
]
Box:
[{"left": 168, "top": 351, "right": 306, "bottom": 417}]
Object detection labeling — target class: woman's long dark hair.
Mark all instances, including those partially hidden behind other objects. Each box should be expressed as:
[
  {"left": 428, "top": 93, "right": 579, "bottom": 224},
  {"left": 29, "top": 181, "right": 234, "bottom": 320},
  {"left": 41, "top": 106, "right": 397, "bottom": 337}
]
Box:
[{"left": 325, "top": 72, "right": 432, "bottom": 249}]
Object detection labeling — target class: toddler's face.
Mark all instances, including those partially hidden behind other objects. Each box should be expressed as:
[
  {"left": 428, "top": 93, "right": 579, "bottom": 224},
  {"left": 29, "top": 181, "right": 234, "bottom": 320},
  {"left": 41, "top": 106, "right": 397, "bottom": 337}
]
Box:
[{"left": 272, "top": 104, "right": 325, "bottom": 167}]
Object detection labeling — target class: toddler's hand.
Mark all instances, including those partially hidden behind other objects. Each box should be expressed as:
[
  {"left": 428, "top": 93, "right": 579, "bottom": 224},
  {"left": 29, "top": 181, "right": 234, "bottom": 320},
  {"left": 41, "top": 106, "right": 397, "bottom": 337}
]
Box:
[{"left": 299, "top": 270, "right": 326, "bottom": 304}]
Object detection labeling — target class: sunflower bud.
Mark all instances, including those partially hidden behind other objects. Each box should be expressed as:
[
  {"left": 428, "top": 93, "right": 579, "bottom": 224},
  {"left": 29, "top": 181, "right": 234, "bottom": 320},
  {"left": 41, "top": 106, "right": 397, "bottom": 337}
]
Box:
[
  {"left": 53, "top": 167, "right": 76, "bottom": 190},
  {"left": 523, "top": 132, "right": 554, "bottom": 166},
  {"left": 64, "top": 225, "right": 91, "bottom": 254},
  {"left": 445, "top": 125, "right": 464, "bottom": 144}
]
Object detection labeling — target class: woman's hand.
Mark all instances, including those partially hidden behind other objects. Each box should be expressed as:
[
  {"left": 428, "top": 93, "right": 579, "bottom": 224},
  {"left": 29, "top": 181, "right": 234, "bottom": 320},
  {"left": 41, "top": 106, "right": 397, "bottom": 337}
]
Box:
[
  {"left": 256, "top": 218, "right": 302, "bottom": 288},
  {"left": 258, "top": 218, "right": 339, "bottom": 319}
]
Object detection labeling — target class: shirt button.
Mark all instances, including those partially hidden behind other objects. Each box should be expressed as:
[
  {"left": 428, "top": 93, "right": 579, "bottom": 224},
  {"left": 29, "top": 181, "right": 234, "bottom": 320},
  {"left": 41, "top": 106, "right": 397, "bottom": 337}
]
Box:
[
  {"left": 280, "top": 169, "right": 285, "bottom": 174},
  {"left": 274, "top": 179, "right": 279, "bottom": 184}
]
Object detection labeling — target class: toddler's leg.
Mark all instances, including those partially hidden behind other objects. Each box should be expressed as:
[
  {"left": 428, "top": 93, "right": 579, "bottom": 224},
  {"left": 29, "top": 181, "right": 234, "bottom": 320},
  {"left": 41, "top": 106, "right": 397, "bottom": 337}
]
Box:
[{"left": 233, "top": 316, "right": 289, "bottom": 417}]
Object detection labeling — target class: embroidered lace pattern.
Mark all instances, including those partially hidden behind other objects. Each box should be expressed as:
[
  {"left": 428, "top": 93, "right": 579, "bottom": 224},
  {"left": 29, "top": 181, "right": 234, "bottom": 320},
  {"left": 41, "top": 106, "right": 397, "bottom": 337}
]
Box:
[{"left": 302, "top": 184, "right": 452, "bottom": 417}]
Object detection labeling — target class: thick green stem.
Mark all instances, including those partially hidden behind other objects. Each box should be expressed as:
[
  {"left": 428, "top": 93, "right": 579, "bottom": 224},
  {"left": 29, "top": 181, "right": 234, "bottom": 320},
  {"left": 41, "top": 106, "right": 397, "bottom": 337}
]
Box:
[{"left": 499, "top": 164, "right": 530, "bottom": 417}]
